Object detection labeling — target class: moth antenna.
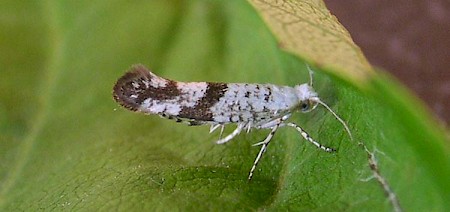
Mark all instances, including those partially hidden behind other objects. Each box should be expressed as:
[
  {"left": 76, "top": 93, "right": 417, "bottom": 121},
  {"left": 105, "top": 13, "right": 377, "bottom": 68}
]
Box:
[
  {"left": 306, "top": 64, "right": 314, "bottom": 87},
  {"left": 314, "top": 98, "right": 353, "bottom": 140}
]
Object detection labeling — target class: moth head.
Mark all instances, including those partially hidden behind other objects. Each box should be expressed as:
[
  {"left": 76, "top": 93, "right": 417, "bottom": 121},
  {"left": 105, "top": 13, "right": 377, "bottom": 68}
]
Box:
[
  {"left": 294, "top": 84, "right": 353, "bottom": 140},
  {"left": 295, "top": 84, "right": 319, "bottom": 112}
]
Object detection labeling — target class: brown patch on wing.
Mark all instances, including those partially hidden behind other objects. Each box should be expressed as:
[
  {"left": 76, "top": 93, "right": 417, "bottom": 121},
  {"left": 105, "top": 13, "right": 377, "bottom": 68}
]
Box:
[
  {"left": 179, "top": 82, "right": 228, "bottom": 121},
  {"left": 112, "top": 64, "right": 180, "bottom": 112}
]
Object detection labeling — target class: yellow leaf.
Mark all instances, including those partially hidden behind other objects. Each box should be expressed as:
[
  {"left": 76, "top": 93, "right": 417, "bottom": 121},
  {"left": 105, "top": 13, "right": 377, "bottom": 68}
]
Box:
[{"left": 248, "top": 0, "right": 374, "bottom": 86}]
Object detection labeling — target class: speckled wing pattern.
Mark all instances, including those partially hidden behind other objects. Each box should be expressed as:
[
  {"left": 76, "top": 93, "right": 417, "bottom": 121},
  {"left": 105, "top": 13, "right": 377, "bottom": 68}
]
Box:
[{"left": 113, "top": 65, "right": 228, "bottom": 125}]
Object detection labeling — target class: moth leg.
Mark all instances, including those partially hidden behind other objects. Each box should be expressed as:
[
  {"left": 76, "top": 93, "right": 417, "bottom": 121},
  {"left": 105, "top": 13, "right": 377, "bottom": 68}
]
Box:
[
  {"left": 215, "top": 123, "right": 244, "bottom": 144},
  {"left": 218, "top": 125, "right": 225, "bottom": 140},
  {"left": 248, "top": 119, "right": 282, "bottom": 180},
  {"left": 246, "top": 122, "right": 252, "bottom": 133},
  {"left": 209, "top": 124, "right": 222, "bottom": 133},
  {"left": 257, "top": 114, "right": 291, "bottom": 129},
  {"left": 284, "top": 122, "right": 335, "bottom": 152},
  {"left": 252, "top": 114, "right": 291, "bottom": 146},
  {"left": 210, "top": 124, "right": 226, "bottom": 140}
]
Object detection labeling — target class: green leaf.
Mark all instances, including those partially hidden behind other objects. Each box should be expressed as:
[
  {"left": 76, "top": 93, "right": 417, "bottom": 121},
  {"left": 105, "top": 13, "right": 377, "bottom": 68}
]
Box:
[{"left": 1, "top": 0, "right": 448, "bottom": 211}]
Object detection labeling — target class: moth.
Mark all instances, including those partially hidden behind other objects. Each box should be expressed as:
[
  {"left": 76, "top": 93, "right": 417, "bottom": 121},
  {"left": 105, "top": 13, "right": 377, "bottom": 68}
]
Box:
[{"left": 113, "top": 64, "right": 352, "bottom": 179}]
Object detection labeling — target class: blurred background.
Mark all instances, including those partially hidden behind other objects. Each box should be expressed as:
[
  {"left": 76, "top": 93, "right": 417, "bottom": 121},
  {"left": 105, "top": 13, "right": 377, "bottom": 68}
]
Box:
[{"left": 324, "top": 0, "right": 450, "bottom": 125}]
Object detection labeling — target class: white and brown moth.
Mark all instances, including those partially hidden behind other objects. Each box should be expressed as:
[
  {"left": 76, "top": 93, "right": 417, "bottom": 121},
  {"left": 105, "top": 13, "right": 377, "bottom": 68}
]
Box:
[{"left": 113, "top": 64, "right": 352, "bottom": 180}]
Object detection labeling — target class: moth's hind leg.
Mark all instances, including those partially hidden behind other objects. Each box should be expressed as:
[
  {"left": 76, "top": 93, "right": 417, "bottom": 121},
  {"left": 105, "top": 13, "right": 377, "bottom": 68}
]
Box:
[{"left": 284, "top": 122, "right": 335, "bottom": 152}]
